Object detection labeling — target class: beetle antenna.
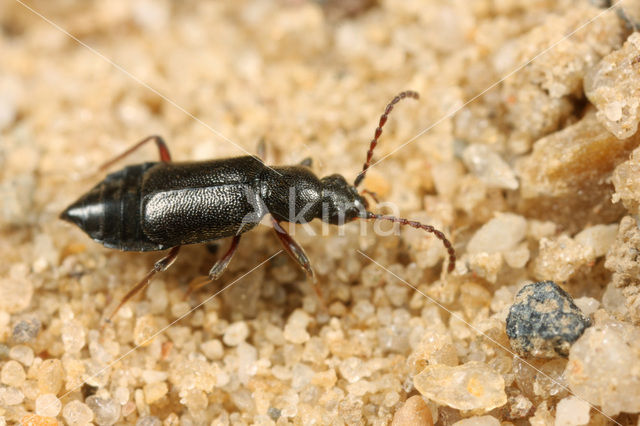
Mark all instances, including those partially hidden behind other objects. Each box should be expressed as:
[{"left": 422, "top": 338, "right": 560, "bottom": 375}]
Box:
[
  {"left": 354, "top": 91, "right": 419, "bottom": 188},
  {"left": 362, "top": 212, "right": 456, "bottom": 273}
]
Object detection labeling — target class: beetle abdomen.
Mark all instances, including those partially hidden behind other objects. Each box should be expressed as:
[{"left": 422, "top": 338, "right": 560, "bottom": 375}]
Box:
[{"left": 60, "top": 163, "right": 168, "bottom": 251}]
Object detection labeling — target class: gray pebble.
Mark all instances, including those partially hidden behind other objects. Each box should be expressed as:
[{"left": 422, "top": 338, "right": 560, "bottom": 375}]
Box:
[
  {"left": 268, "top": 407, "right": 281, "bottom": 420},
  {"left": 506, "top": 281, "right": 591, "bottom": 358},
  {"left": 12, "top": 317, "right": 41, "bottom": 343}
]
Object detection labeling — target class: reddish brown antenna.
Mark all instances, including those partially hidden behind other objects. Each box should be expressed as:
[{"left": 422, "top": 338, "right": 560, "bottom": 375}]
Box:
[
  {"left": 354, "top": 91, "right": 419, "bottom": 188},
  {"left": 363, "top": 212, "right": 456, "bottom": 273}
]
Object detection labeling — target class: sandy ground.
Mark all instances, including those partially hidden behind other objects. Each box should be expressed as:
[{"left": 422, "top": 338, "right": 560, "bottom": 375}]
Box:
[{"left": 1, "top": 0, "right": 640, "bottom": 425}]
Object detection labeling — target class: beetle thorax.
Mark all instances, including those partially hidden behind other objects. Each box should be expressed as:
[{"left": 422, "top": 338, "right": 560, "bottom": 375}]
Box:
[{"left": 262, "top": 166, "right": 324, "bottom": 224}]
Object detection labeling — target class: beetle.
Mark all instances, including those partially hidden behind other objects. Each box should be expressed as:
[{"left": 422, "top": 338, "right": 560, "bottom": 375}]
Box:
[{"left": 61, "top": 91, "right": 456, "bottom": 318}]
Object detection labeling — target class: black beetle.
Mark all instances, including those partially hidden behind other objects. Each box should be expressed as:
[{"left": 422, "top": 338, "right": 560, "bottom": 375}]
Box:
[{"left": 61, "top": 91, "right": 456, "bottom": 318}]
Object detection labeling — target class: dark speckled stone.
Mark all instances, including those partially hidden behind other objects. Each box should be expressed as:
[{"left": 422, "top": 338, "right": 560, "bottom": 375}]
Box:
[
  {"left": 12, "top": 317, "right": 41, "bottom": 343},
  {"left": 506, "top": 281, "right": 591, "bottom": 358}
]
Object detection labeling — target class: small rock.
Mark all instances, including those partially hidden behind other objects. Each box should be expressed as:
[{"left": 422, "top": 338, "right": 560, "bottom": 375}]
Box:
[
  {"left": 574, "top": 224, "right": 618, "bottom": 258},
  {"left": 408, "top": 330, "right": 458, "bottom": 373},
  {"left": 0, "top": 270, "right": 33, "bottom": 314},
  {"left": 467, "top": 252, "right": 503, "bottom": 284},
  {"left": 338, "top": 357, "right": 365, "bottom": 383},
  {"left": 534, "top": 235, "right": 595, "bottom": 282},
  {"left": 452, "top": 416, "right": 500, "bottom": 426},
  {"left": 555, "top": 396, "right": 590, "bottom": 426},
  {"left": 12, "top": 317, "right": 41, "bottom": 343},
  {"left": 567, "top": 318, "right": 640, "bottom": 416},
  {"left": 604, "top": 216, "right": 640, "bottom": 321},
  {"left": 289, "top": 363, "right": 313, "bottom": 391},
  {"left": 0, "top": 386, "right": 24, "bottom": 405},
  {"left": 133, "top": 314, "right": 157, "bottom": 346},
  {"left": 0, "top": 174, "right": 36, "bottom": 227},
  {"left": 391, "top": 395, "right": 433, "bottom": 426},
  {"left": 37, "top": 359, "right": 64, "bottom": 395},
  {"left": 181, "top": 389, "right": 208, "bottom": 411},
  {"left": 503, "top": 243, "right": 530, "bottom": 269},
  {"left": 136, "top": 416, "right": 162, "bottom": 426},
  {"left": 506, "top": 281, "right": 591, "bottom": 358},
  {"left": 612, "top": 150, "right": 640, "bottom": 215},
  {"left": 413, "top": 361, "right": 506, "bottom": 411},
  {"left": 508, "top": 394, "right": 533, "bottom": 419},
  {"left": 113, "top": 386, "right": 129, "bottom": 404},
  {"left": 222, "top": 321, "right": 249, "bottom": 346},
  {"left": 311, "top": 369, "right": 337, "bottom": 388},
  {"left": 132, "top": 0, "right": 169, "bottom": 31},
  {"left": 201, "top": 339, "right": 224, "bottom": 360},
  {"left": 585, "top": 32, "right": 640, "bottom": 139},
  {"left": 283, "top": 309, "right": 312, "bottom": 344},
  {"left": 236, "top": 342, "right": 258, "bottom": 385},
  {"left": 462, "top": 144, "right": 518, "bottom": 190},
  {"left": 20, "top": 414, "right": 57, "bottom": 426},
  {"left": 1, "top": 360, "right": 25, "bottom": 387},
  {"left": 617, "top": 2, "right": 640, "bottom": 28},
  {"left": 602, "top": 282, "right": 628, "bottom": 318},
  {"left": 144, "top": 381, "right": 168, "bottom": 404},
  {"left": 170, "top": 301, "right": 190, "bottom": 318},
  {"left": 532, "top": 359, "right": 569, "bottom": 399},
  {"left": 267, "top": 407, "right": 281, "bottom": 420},
  {"left": 35, "top": 393, "right": 62, "bottom": 417},
  {"left": 86, "top": 396, "right": 121, "bottom": 426},
  {"left": 61, "top": 320, "right": 86, "bottom": 354},
  {"left": 141, "top": 370, "right": 167, "bottom": 384},
  {"left": 63, "top": 400, "right": 94, "bottom": 426},
  {"left": 168, "top": 358, "right": 216, "bottom": 393},
  {"left": 467, "top": 213, "right": 527, "bottom": 254},
  {"left": 431, "top": 161, "right": 464, "bottom": 198},
  {"left": 229, "top": 388, "right": 255, "bottom": 412},
  {"left": 384, "top": 391, "right": 400, "bottom": 407},
  {"left": 573, "top": 297, "right": 600, "bottom": 316},
  {"left": 9, "top": 345, "right": 34, "bottom": 366},
  {"left": 518, "top": 109, "right": 640, "bottom": 207}
]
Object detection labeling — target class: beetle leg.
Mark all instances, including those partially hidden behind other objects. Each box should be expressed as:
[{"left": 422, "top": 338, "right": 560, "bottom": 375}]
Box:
[
  {"left": 208, "top": 235, "right": 241, "bottom": 280},
  {"left": 271, "top": 217, "right": 316, "bottom": 282},
  {"left": 183, "top": 236, "right": 242, "bottom": 298},
  {"left": 107, "top": 246, "right": 180, "bottom": 322},
  {"left": 271, "top": 218, "right": 323, "bottom": 301},
  {"left": 99, "top": 135, "right": 172, "bottom": 172}
]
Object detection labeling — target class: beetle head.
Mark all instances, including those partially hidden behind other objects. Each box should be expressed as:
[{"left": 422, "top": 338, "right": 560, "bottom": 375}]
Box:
[{"left": 320, "top": 174, "right": 367, "bottom": 224}]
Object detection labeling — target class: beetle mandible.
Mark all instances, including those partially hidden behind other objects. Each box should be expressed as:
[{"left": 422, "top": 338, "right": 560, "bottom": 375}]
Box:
[{"left": 61, "top": 91, "right": 456, "bottom": 318}]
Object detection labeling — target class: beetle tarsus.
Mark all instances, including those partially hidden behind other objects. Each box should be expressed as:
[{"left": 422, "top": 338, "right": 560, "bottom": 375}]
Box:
[
  {"left": 107, "top": 246, "right": 180, "bottom": 322},
  {"left": 183, "top": 236, "right": 242, "bottom": 299}
]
